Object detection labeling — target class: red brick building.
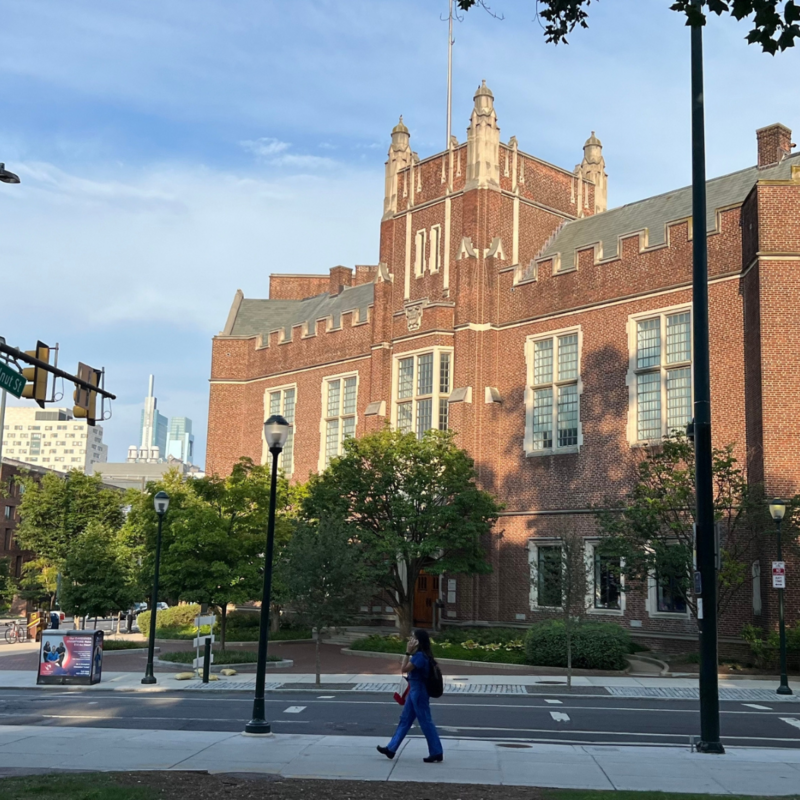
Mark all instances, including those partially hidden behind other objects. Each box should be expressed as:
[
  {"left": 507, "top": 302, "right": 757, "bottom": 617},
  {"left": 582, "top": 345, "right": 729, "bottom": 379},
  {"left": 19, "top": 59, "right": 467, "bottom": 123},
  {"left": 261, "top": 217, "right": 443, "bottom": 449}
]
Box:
[{"left": 207, "top": 85, "right": 799, "bottom": 652}]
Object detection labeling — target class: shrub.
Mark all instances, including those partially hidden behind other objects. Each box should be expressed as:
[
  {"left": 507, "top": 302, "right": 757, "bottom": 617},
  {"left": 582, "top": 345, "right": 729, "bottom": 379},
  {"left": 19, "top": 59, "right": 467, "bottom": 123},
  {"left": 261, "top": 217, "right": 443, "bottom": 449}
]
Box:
[
  {"left": 742, "top": 623, "right": 800, "bottom": 670},
  {"left": 137, "top": 604, "right": 202, "bottom": 639},
  {"left": 103, "top": 640, "right": 146, "bottom": 651},
  {"left": 159, "top": 649, "right": 280, "bottom": 665},
  {"left": 212, "top": 611, "right": 312, "bottom": 642},
  {"left": 524, "top": 620, "right": 630, "bottom": 671},
  {"left": 350, "top": 633, "right": 528, "bottom": 664}
]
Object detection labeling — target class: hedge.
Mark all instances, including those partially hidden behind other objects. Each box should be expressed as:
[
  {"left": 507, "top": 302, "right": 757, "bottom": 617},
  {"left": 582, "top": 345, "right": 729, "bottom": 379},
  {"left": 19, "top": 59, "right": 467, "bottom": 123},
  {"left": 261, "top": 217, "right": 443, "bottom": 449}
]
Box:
[
  {"left": 137, "top": 604, "right": 202, "bottom": 639},
  {"left": 159, "top": 649, "right": 280, "bottom": 665},
  {"left": 213, "top": 611, "right": 312, "bottom": 642},
  {"left": 350, "top": 633, "right": 528, "bottom": 665},
  {"left": 524, "top": 620, "right": 630, "bottom": 671}
]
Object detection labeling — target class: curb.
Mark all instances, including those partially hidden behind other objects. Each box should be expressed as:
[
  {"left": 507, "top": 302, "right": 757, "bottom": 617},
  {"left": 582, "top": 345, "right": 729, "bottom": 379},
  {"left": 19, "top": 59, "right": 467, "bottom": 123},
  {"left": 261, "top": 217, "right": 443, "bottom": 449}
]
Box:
[
  {"left": 341, "top": 647, "right": 534, "bottom": 671},
  {"left": 103, "top": 647, "right": 154, "bottom": 656},
  {"left": 153, "top": 657, "right": 293, "bottom": 672}
]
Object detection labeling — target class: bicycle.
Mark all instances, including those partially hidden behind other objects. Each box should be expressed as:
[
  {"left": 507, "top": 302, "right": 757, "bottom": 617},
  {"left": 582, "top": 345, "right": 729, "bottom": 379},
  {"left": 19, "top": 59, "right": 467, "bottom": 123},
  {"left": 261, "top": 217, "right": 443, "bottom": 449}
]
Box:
[{"left": 4, "top": 621, "right": 25, "bottom": 645}]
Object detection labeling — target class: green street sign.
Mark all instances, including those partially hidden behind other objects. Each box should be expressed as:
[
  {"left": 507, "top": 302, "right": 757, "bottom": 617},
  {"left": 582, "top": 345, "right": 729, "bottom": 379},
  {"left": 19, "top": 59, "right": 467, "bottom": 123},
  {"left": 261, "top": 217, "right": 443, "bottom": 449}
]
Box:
[{"left": 0, "top": 361, "right": 26, "bottom": 399}]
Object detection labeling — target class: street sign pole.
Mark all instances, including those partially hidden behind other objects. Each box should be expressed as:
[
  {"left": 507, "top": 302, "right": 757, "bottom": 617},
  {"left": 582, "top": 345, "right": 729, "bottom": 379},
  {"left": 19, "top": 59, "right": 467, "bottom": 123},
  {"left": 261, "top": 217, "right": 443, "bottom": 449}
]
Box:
[{"left": 0, "top": 388, "right": 6, "bottom": 465}]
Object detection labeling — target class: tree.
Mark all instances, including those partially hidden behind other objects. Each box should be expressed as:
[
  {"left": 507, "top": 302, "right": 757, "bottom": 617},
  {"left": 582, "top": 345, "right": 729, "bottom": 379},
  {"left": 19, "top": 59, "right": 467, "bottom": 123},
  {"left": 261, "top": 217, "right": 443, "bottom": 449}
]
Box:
[
  {"left": 15, "top": 470, "right": 126, "bottom": 609},
  {"left": 0, "top": 558, "right": 16, "bottom": 613},
  {"left": 60, "top": 522, "right": 136, "bottom": 621},
  {"left": 302, "top": 428, "right": 502, "bottom": 637},
  {"left": 595, "top": 433, "right": 770, "bottom": 624},
  {"left": 532, "top": 520, "right": 595, "bottom": 690},
  {"left": 456, "top": 1, "right": 800, "bottom": 54},
  {"left": 122, "top": 459, "right": 301, "bottom": 648},
  {"left": 279, "top": 518, "right": 372, "bottom": 685}
]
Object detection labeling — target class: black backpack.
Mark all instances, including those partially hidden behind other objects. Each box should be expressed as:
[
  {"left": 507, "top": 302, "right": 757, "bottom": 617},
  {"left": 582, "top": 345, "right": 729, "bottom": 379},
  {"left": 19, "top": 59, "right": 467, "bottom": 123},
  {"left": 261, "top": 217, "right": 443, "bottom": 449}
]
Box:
[{"left": 425, "top": 655, "right": 444, "bottom": 698}]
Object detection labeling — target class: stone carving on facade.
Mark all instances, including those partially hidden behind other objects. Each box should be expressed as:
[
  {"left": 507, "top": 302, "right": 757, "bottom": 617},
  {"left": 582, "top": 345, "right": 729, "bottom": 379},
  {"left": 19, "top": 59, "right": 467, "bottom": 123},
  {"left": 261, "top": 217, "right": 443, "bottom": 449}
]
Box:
[
  {"left": 466, "top": 81, "right": 501, "bottom": 192},
  {"left": 404, "top": 299, "right": 428, "bottom": 332},
  {"left": 384, "top": 116, "right": 413, "bottom": 219},
  {"left": 574, "top": 131, "right": 607, "bottom": 215}
]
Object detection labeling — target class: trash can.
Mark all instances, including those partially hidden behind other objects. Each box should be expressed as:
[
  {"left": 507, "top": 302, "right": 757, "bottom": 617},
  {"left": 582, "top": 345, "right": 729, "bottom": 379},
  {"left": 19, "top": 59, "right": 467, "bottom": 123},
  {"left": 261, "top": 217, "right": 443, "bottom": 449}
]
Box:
[{"left": 37, "top": 629, "right": 104, "bottom": 686}]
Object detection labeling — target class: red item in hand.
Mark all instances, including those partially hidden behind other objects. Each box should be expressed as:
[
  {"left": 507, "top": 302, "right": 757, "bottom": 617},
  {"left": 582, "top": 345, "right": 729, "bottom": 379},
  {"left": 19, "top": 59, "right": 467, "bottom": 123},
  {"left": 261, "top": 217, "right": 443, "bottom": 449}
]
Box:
[{"left": 393, "top": 682, "right": 410, "bottom": 706}]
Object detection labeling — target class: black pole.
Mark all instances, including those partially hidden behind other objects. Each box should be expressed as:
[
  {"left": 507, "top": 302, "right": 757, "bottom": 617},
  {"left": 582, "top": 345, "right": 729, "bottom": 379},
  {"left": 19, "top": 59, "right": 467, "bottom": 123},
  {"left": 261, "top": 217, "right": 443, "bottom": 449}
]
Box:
[
  {"left": 690, "top": 5, "right": 724, "bottom": 755},
  {"left": 202, "top": 637, "right": 212, "bottom": 684},
  {"left": 775, "top": 519, "right": 792, "bottom": 695},
  {"left": 244, "top": 446, "right": 281, "bottom": 734},
  {"left": 142, "top": 511, "right": 165, "bottom": 685}
]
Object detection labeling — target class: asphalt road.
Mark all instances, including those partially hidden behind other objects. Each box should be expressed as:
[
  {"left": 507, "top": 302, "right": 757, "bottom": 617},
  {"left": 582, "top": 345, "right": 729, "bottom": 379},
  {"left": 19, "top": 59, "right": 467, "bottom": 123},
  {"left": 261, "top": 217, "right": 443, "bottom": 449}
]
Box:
[{"left": 0, "top": 689, "right": 799, "bottom": 749}]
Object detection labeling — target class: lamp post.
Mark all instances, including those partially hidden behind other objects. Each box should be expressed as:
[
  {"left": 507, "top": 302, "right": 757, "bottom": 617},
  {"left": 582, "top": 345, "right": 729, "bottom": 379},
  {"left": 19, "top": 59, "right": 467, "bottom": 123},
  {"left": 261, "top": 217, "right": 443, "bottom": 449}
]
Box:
[
  {"left": 769, "top": 498, "right": 792, "bottom": 696},
  {"left": 245, "top": 414, "right": 291, "bottom": 735},
  {"left": 142, "top": 490, "right": 170, "bottom": 685},
  {"left": 0, "top": 163, "right": 20, "bottom": 184}
]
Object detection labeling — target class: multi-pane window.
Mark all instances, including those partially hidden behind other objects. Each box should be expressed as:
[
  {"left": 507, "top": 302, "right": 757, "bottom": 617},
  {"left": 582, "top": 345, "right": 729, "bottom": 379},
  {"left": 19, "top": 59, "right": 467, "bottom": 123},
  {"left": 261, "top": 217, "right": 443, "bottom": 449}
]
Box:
[
  {"left": 634, "top": 310, "right": 692, "bottom": 442},
  {"left": 429, "top": 225, "right": 442, "bottom": 273},
  {"left": 414, "top": 230, "right": 426, "bottom": 276},
  {"left": 267, "top": 387, "right": 296, "bottom": 475},
  {"left": 536, "top": 545, "right": 563, "bottom": 608},
  {"left": 323, "top": 376, "right": 357, "bottom": 465},
  {"left": 655, "top": 573, "right": 688, "bottom": 614},
  {"left": 529, "top": 332, "right": 580, "bottom": 452},
  {"left": 593, "top": 550, "right": 622, "bottom": 611},
  {"left": 395, "top": 350, "right": 452, "bottom": 438}
]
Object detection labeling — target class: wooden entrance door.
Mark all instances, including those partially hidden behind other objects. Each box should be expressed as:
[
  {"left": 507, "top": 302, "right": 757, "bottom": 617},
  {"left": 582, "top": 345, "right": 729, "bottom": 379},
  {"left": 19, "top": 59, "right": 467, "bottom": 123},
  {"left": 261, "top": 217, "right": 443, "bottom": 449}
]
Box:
[{"left": 413, "top": 572, "right": 439, "bottom": 628}]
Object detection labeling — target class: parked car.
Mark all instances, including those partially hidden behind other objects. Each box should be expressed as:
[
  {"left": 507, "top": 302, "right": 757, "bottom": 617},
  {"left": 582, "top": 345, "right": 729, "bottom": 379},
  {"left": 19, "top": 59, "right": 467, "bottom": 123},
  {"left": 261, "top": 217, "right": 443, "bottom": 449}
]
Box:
[{"left": 156, "top": 602, "right": 169, "bottom": 611}]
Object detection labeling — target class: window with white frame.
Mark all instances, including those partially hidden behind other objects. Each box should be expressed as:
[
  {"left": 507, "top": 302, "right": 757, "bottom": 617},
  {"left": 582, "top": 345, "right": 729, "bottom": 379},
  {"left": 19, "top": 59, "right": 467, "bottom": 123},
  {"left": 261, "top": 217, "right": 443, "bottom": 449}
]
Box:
[
  {"left": 394, "top": 350, "right": 452, "bottom": 438},
  {"left": 653, "top": 571, "right": 688, "bottom": 614},
  {"left": 414, "top": 230, "right": 426, "bottom": 277},
  {"left": 267, "top": 386, "right": 296, "bottom": 475},
  {"left": 587, "top": 542, "right": 623, "bottom": 612},
  {"left": 530, "top": 542, "right": 563, "bottom": 608},
  {"left": 323, "top": 375, "right": 357, "bottom": 466},
  {"left": 526, "top": 330, "right": 581, "bottom": 453},
  {"left": 429, "top": 225, "right": 441, "bottom": 273},
  {"left": 632, "top": 309, "right": 692, "bottom": 442}
]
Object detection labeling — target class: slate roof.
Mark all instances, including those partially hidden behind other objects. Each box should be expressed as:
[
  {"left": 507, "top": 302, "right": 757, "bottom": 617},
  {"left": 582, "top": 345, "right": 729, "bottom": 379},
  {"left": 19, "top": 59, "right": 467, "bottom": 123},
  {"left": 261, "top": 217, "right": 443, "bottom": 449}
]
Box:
[
  {"left": 539, "top": 152, "right": 800, "bottom": 271},
  {"left": 229, "top": 282, "right": 374, "bottom": 338}
]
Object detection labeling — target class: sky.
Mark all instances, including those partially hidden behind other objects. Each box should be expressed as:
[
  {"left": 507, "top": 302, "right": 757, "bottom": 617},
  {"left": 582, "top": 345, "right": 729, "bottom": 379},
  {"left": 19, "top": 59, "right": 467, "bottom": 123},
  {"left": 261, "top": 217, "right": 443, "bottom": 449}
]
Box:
[{"left": 2, "top": 0, "right": 799, "bottom": 468}]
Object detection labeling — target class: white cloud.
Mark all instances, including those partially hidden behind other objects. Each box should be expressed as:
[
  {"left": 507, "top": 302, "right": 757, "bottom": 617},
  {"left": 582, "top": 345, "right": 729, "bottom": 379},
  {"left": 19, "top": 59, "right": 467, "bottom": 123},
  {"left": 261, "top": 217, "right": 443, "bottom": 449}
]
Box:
[
  {"left": 240, "top": 137, "right": 337, "bottom": 170},
  {"left": 240, "top": 137, "right": 291, "bottom": 158}
]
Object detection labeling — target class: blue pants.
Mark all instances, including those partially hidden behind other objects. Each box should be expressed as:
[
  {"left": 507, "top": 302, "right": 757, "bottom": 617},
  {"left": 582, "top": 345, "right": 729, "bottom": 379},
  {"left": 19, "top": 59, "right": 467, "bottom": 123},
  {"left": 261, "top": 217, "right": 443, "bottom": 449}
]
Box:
[{"left": 387, "top": 684, "right": 443, "bottom": 757}]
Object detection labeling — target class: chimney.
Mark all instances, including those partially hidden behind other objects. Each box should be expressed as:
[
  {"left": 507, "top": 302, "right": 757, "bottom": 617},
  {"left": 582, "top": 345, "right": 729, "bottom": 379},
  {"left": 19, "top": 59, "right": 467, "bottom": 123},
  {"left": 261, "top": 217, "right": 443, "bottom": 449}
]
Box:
[
  {"left": 757, "top": 123, "right": 794, "bottom": 168},
  {"left": 329, "top": 265, "right": 353, "bottom": 296}
]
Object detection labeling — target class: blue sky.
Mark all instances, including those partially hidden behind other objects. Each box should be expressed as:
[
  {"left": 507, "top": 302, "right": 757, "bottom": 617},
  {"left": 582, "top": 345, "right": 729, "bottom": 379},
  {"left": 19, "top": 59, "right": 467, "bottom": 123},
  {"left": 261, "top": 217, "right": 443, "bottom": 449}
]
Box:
[{"left": 2, "top": 0, "right": 799, "bottom": 467}]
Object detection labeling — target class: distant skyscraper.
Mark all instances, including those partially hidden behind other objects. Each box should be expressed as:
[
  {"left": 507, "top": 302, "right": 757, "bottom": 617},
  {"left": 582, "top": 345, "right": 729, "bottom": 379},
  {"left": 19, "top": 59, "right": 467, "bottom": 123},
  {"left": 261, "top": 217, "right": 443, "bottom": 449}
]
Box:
[
  {"left": 138, "top": 375, "right": 168, "bottom": 459},
  {"left": 167, "top": 417, "right": 194, "bottom": 464}
]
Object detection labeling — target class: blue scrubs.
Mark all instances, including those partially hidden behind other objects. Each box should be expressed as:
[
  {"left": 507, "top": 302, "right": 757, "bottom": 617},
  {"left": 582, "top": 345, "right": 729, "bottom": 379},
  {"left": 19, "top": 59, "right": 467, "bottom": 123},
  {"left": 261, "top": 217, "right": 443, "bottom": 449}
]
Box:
[{"left": 386, "top": 652, "right": 443, "bottom": 757}]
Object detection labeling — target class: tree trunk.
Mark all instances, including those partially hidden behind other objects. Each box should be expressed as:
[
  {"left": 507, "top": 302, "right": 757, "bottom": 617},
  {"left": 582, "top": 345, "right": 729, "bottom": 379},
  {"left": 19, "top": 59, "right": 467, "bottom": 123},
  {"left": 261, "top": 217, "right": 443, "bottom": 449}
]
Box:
[
  {"left": 566, "top": 623, "right": 573, "bottom": 692},
  {"left": 93, "top": 616, "right": 98, "bottom": 630},
  {"left": 270, "top": 604, "right": 280, "bottom": 633},
  {"left": 315, "top": 630, "right": 321, "bottom": 687},
  {"left": 116, "top": 612, "right": 122, "bottom": 636},
  {"left": 396, "top": 596, "right": 413, "bottom": 639},
  {"left": 220, "top": 604, "right": 228, "bottom": 651}
]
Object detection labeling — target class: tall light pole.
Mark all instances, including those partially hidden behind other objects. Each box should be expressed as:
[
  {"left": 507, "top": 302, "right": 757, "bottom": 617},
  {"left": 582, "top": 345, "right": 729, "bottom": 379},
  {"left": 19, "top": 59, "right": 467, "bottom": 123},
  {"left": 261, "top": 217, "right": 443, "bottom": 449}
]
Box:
[
  {"left": 142, "top": 490, "right": 170, "bottom": 685},
  {"left": 245, "top": 414, "right": 291, "bottom": 735},
  {"left": 768, "top": 499, "right": 792, "bottom": 696},
  {"left": 0, "top": 167, "right": 20, "bottom": 465},
  {"left": 689, "top": 2, "right": 724, "bottom": 754}
]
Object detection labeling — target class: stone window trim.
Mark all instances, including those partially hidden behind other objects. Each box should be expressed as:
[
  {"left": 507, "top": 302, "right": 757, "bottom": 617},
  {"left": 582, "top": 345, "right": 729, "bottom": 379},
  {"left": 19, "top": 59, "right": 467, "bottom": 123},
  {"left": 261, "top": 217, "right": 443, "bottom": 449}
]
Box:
[
  {"left": 262, "top": 383, "right": 297, "bottom": 477},
  {"left": 414, "top": 228, "right": 427, "bottom": 277},
  {"left": 318, "top": 371, "right": 359, "bottom": 471},
  {"left": 523, "top": 325, "right": 583, "bottom": 458},
  {"left": 626, "top": 304, "right": 693, "bottom": 447},
  {"left": 429, "top": 225, "right": 442, "bottom": 274},
  {"left": 584, "top": 539, "right": 626, "bottom": 617},
  {"left": 391, "top": 346, "right": 454, "bottom": 438},
  {"left": 527, "top": 538, "right": 564, "bottom": 611}
]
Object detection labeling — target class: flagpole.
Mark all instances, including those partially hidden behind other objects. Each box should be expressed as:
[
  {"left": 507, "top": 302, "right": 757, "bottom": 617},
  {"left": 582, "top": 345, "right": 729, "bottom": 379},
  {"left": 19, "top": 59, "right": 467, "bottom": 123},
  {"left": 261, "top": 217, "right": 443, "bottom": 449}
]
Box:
[{"left": 446, "top": 0, "right": 454, "bottom": 149}]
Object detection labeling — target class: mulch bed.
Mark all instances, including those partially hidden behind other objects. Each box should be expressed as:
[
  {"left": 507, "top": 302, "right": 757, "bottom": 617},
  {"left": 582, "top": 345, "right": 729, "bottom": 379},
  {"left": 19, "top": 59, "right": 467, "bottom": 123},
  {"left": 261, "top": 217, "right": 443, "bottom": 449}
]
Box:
[{"left": 115, "top": 771, "right": 550, "bottom": 799}]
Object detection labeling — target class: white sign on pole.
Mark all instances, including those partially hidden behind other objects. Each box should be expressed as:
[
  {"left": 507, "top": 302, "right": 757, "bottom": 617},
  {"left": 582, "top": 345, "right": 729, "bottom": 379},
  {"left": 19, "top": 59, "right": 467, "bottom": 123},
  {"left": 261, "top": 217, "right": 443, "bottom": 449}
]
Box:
[
  {"left": 195, "top": 615, "right": 216, "bottom": 628},
  {"left": 773, "top": 561, "right": 786, "bottom": 589},
  {"left": 192, "top": 654, "right": 214, "bottom": 669},
  {"left": 193, "top": 635, "right": 215, "bottom": 647}
]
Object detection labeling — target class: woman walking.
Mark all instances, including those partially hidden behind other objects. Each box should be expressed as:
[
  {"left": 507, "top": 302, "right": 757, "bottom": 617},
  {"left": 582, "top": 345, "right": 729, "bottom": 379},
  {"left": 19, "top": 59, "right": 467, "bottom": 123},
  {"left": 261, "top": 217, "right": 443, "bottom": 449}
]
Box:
[{"left": 377, "top": 628, "right": 444, "bottom": 763}]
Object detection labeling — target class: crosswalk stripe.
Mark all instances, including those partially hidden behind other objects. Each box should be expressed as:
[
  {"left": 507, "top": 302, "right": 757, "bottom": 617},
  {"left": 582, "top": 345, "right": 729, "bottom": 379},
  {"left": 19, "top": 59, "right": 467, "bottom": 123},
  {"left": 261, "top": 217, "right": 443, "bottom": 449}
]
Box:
[
  {"left": 550, "top": 711, "right": 570, "bottom": 722},
  {"left": 544, "top": 699, "right": 563, "bottom": 705},
  {"left": 779, "top": 717, "right": 800, "bottom": 730},
  {"left": 743, "top": 703, "right": 771, "bottom": 710},
  {"left": 283, "top": 706, "right": 307, "bottom": 714}
]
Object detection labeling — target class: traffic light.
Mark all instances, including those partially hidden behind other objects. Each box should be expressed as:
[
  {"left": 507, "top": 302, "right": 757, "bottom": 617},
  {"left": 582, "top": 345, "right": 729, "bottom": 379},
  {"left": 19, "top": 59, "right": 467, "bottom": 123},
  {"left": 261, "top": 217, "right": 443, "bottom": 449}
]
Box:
[
  {"left": 21, "top": 341, "right": 50, "bottom": 408},
  {"left": 73, "top": 363, "right": 102, "bottom": 426}
]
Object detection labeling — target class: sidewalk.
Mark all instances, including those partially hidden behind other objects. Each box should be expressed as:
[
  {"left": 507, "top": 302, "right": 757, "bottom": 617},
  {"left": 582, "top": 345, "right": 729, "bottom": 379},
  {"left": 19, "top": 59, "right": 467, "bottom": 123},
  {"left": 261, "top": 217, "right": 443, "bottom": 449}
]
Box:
[
  {"left": 1, "top": 669, "right": 799, "bottom": 699},
  {"left": 0, "top": 724, "right": 799, "bottom": 793}
]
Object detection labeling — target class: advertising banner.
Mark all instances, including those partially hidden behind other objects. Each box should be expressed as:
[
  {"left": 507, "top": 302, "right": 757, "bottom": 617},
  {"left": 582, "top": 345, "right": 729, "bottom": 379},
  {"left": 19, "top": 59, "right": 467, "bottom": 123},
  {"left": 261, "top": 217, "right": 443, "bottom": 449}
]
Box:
[{"left": 37, "top": 630, "right": 104, "bottom": 685}]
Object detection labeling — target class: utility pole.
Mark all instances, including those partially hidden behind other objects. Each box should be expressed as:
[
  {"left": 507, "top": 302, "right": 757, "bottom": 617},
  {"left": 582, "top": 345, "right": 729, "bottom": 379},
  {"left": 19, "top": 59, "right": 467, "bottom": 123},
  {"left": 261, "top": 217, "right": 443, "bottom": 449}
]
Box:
[{"left": 690, "top": 2, "right": 724, "bottom": 755}]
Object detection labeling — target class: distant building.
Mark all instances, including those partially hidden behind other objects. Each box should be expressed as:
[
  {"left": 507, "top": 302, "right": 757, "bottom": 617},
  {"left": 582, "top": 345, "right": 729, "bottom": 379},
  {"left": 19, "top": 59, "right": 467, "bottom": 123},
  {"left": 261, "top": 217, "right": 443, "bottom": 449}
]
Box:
[
  {"left": 167, "top": 417, "right": 194, "bottom": 464},
  {"left": 91, "top": 458, "right": 203, "bottom": 491},
  {"left": 138, "top": 375, "right": 168, "bottom": 460},
  {"left": 1, "top": 407, "right": 108, "bottom": 474}
]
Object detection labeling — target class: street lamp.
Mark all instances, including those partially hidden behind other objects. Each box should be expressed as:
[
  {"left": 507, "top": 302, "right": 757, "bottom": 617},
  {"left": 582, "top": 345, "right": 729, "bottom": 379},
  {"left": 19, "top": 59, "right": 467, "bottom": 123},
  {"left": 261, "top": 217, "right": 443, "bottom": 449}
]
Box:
[
  {"left": 142, "top": 490, "right": 170, "bottom": 685},
  {"left": 0, "top": 163, "right": 20, "bottom": 184},
  {"left": 769, "top": 498, "right": 792, "bottom": 696},
  {"left": 245, "top": 414, "right": 291, "bottom": 735}
]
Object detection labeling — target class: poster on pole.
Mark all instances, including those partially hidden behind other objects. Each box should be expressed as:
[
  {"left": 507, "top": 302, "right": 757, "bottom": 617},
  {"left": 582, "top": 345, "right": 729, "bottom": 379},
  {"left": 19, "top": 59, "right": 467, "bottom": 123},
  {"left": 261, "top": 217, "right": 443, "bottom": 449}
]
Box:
[
  {"left": 772, "top": 561, "right": 786, "bottom": 589},
  {"left": 37, "top": 630, "right": 104, "bottom": 685}
]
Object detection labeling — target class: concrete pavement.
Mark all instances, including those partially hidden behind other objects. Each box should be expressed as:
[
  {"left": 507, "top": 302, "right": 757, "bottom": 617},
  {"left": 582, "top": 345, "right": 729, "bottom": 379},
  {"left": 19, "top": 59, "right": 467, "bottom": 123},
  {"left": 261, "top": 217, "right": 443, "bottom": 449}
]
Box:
[{"left": 0, "top": 723, "right": 799, "bottom": 793}]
